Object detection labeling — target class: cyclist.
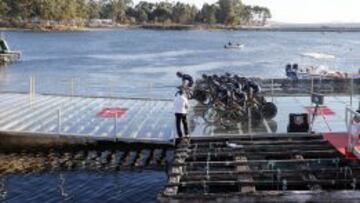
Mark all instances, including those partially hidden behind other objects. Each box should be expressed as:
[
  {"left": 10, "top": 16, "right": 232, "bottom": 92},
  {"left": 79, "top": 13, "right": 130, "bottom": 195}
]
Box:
[
  {"left": 242, "top": 78, "right": 261, "bottom": 95},
  {"left": 176, "top": 71, "right": 194, "bottom": 88}
]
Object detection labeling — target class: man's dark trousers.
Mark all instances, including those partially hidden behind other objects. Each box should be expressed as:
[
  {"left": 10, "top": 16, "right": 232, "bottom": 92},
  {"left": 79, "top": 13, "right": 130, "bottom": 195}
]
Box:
[{"left": 175, "top": 113, "right": 188, "bottom": 138}]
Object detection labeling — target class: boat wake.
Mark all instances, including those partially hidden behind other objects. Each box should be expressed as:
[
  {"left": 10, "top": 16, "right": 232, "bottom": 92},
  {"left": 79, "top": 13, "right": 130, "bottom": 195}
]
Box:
[
  {"left": 301, "top": 52, "right": 336, "bottom": 59},
  {"left": 128, "top": 60, "right": 252, "bottom": 75},
  {"left": 88, "top": 50, "right": 205, "bottom": 61}
]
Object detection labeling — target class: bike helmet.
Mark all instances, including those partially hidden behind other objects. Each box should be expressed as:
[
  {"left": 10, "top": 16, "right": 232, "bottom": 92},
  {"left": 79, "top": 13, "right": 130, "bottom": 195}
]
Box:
[
  {"left": 176, "top": 71, "right": 183, "bottom": 77},
  {"left": 292, "top": 64, "right": 299, "bottom": 71},
  {"left": 286, "top": 64, "right": 292, "bottom": 72}
]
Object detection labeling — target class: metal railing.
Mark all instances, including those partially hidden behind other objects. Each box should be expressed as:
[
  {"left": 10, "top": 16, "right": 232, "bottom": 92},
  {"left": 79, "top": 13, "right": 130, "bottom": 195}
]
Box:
[
  {"left": 345, "top": 107, "right": 360, "bottom": 158},
  {"left": 0, "top": 75, "right": 358, "bottom": 103}
]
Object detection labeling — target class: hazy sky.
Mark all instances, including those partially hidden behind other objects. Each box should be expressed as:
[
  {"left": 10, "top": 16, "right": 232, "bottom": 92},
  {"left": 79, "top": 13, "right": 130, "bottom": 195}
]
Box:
[{"left": 132, "top": 0, "right": 360, "bottom": 23}]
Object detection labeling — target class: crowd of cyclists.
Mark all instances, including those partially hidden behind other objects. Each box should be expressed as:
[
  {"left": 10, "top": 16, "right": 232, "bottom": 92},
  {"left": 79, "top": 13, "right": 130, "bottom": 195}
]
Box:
[{"left": 176, "top": 71, "right": 277, "bottom": 128}]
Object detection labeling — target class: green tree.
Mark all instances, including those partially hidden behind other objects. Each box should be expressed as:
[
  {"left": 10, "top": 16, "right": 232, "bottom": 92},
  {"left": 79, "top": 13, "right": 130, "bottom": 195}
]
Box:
[
  {"left": 261, "top": 7, "right": 271, "bottom": 25},
  {"left": 0, "top": 0, "right": 9, "bottom": 19},
  {"left": 152, "top": 2, "right": 173, "bottom": 23},
  {"left": 240, "top": 5, "right": 252, "bottom": 25},
  {"left": 87, "top": 0, "right": 101, "bottom": 19},
  {"left": 217, "top": 0, "right": 243, "bottom": 25},
  {"left": 111, "top": 0, "right": 133, "bottom": 23},
  {"left": 134, "top": 1, "right": 155, "bottom": 23},
  {"left": 199, "top": 3, "right": 218, "bottom": 24},
  {"left": 3, "top": 0, "right": 34, "bottom": 21},
  {"left": 172, "top": 2, "right": 190, "bottom": 24}
]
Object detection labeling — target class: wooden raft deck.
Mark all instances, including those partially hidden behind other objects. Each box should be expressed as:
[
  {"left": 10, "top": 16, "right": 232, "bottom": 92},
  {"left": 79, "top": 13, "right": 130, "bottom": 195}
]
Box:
[{"left": 159, "top": 133, "right": 360, "bottom": 202}]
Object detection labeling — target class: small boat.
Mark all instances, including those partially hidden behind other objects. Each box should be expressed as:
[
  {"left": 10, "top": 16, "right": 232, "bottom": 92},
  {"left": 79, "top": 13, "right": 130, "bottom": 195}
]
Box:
[
  {"left": 224, "top": 43, "right": 244, "bottom": 49},
  {"left": 0, "top": 39, "right": 21, "bottom": 65},
  {"left": 285, "top": 63, "right": 357, "bottom": 80}
]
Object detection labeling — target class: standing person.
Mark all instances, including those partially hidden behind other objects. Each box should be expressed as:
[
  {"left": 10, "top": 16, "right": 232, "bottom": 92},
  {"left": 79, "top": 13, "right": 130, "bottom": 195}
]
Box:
[
  {"left": 174, "top": 89, "right": 189, "bottom": 139},
  {"left": 348, "top": 109, "right": 360, "bottom": 153},
  {"left": 351, "top": 110, "right": 360, "bottom": 139}
]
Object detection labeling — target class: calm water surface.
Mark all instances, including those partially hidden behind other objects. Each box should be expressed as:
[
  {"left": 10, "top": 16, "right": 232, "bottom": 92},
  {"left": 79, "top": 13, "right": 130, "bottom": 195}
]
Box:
[
  {"left": 1, "top": 171, "right": 165, "bottom": 203},
  {"left": 1, "top": 29, "right": 359, "bottom": 98}
]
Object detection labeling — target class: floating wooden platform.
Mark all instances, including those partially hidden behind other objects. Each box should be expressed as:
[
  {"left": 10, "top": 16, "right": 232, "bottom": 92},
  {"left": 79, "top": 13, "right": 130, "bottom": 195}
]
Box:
[
  {"left": 0, "top": 93, "right": 356, "bottom": 146},
  {"left": 159, "top": 133, "right": 360, "bottom": 202}
]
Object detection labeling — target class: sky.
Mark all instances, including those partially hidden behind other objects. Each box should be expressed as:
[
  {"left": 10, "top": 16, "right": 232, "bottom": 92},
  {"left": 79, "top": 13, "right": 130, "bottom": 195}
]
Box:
[{"left": 132, "top": 0, "right": 360, "bottom": 24}]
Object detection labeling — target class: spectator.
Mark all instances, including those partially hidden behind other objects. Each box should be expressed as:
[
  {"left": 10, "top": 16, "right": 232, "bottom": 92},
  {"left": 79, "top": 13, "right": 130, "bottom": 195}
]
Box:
[{"left": 174, "top": 90, "right": 189, "bottom": 139}]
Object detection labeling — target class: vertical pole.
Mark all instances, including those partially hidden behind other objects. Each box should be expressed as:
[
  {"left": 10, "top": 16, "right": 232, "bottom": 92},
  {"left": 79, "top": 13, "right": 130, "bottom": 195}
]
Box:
[
  {"left": 248, "top": 108, "right": 252, "bottom": 135},
  {"left": 346, "top": 108, "right": 352, "bottom": 153},
  {"left": 58, "top": 108, "right": 62, "bottom": 134},
  {"left": 70, "top": 78, "right": 74, "bottom": 97},
  {"left": 350, "top": 77, "right": 354, "bottom": 107},
  {"left": 109, "top": 80, "right": 113, "bottom": 98},
  {"left": 271, "top": 79, "right": 274, "bottom": 102},
  {"left": 150, "top": 83, "right": 153, "bottom": 99},
  {"left": 32, "top": 76, "right": 36, "bottom": 97},
  {"left": 29, "top": 76, "right": 32, "bottom": 98},
  {"left": 310, "top": 77, "right": 314, "bottom": 105},
  {"left": 114, "top": 113, "right": 118, "bottom": 138}
]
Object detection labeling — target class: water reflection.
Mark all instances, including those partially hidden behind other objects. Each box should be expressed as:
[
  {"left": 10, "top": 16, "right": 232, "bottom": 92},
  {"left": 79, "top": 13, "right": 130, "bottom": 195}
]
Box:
[
  {"left": 58, "top": 173, "right": 71, "bottom": 201},
  {"left": 0, "top": 176, "right": 7, "bottom": 201}
]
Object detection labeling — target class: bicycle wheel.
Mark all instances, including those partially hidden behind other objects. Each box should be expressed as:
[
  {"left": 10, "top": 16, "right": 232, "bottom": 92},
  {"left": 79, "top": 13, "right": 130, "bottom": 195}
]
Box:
[
  {"left": 203, "top": 107, "right": 220, "bottom": 124},
  {"left": 248, "top": 106, "right": 262, "bottom": 121},
  {"left": 220, "top": 112, "right": 238, "bottom": 129},
  {"left": 261, "top": 102, "right": 278, "bottom": 120}
]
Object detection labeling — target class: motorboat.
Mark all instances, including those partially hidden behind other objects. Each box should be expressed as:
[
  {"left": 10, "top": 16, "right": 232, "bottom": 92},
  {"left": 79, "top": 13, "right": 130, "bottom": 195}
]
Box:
[
  {"left": 0, "top": 39, "right": 21, "bottom": 64},
  {"left": 224, "top": 43, "right": 244, "bottom": 49}
]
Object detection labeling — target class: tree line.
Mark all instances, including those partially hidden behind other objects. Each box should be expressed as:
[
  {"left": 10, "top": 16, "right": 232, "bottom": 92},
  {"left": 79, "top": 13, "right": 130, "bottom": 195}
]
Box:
[{"left": 0, "top": 0, "right": 271, "bottom": 26}]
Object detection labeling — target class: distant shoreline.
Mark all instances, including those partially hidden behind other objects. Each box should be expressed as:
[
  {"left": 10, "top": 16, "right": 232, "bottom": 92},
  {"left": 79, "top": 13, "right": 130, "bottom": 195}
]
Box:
[{"left": 2, "top": 23, "right": 360, "bottom": 32}]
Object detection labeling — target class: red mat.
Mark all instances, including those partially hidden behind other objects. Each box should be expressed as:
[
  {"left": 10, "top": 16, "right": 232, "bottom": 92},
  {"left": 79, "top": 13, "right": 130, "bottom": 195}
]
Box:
[
  {"left": 97, "top": 107, "right": 128, "bottom": 118},
  {"left": 323, "top": 132, "right": 359, "bottom": 160},
  {"left": 305, "top": 106, "right": 335, "bottom": 116}
]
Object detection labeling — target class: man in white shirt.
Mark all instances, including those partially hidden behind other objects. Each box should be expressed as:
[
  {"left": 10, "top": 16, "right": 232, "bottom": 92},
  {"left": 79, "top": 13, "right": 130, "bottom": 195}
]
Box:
[
  {"left": 351, "top": 110, "right": 360, "bottom": 140},
  {"left": 174, "top": 90, "right": 189, "bottom": 138}
]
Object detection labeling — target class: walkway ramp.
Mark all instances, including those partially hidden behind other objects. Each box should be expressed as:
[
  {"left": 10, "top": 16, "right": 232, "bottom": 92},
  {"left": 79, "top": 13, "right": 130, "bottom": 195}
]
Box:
[{"left": 159, "top": 133, "right": 360, "bottom": 202}]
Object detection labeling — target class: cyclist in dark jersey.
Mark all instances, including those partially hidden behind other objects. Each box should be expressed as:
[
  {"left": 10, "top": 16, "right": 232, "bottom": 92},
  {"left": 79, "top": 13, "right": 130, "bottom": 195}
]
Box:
[
  {"left": 176, "top": 72, "right": 194, "bottom": 88},
  {"left": 242, "top": 79, "right": 261, "bottom": 94}
]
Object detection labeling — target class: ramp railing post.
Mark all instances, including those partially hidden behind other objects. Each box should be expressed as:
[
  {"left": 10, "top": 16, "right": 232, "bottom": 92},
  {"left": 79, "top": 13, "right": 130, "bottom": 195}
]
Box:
[
  {"left": 29, "top": 76, "right": 33, "bottom": 104},
  {"left": 350, "top": 77, "right": 354, "bottom": 107},
  {"left": 70, "top": 78, "right": 74, "bottom": 97},
  {"left": 310, "top": 77, "right": 314, "bottom": 105},
  {"left": 58, "top": 108, "right": 62, "bottom": 134},
  {"left": 114, "top": 113, "right": 118, "bottom": 139},
  {"left": 29, "top": 76, "right": 32, "bottom": 97},
  {"left": 346, "top": 107, "right": 353, "bottom": 153},
  {"left": 31, "top": 76, "right": 36, "bottom": 98},
  {"left": 271, "top": 79, "right": 274, "bottom": 102}
]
